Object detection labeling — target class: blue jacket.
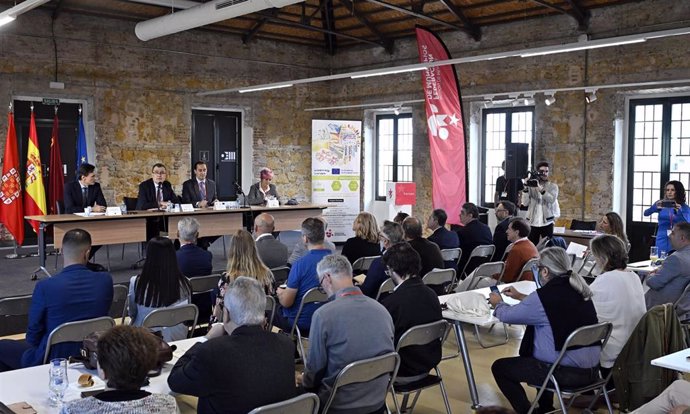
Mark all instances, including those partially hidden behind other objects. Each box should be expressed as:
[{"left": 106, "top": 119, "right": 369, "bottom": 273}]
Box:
[
  {"left": 22, "top": 264, "right": 113, "bottom": 367},
  {"left": 177, "top": 243, "right": 213, "bottom": 277},
  {"left": 644, "top": 203, "right": 690, "bottom": 253},
  {"left": 427, "top": 227, "right": 459, "bottom": 250}
]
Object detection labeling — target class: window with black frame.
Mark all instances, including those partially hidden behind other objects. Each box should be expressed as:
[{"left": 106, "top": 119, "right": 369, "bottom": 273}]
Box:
[
  {"left": 481, "top": 107, "right": 534, "bottom": 207},
  {"left": 375, "top": 113, "right": 413, "bottom": 201}
]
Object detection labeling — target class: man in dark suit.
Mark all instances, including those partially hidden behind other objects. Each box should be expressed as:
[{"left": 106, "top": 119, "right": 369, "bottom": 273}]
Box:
[
  {"left": 136, "top": 163, "right": 178, "bottom": 241},
  {"left": 181, "top": 161, "right": 217, "bottom": 208},
  {"left": 0, "top": 229, "right": 113, "bottom": 372},
  {"left": 253, "top": 213, "right": 288, "bottom": 270},
  {"left": 176, "top": 217, "right": 212, "bottom": 277},
  {"left": 63, "top": 163, "right": 107, "bottom": 214},
  {"left": 427, "top": 208, "right": 460, "bottom": 269},
  {"left": 457, "top": 202, "right": 493, "bottom": 276},
  {"left": 402, "top": 216, "right": 444, "bottom": 278},
  {"left": 381, "top": 243, "right": 442, "bottom": 381},
  {"left": 493, "top": 200, "right": 516, "bottom": 262},
  {"left": 168, "top": 277, "right": 296, "bottom": 414}
]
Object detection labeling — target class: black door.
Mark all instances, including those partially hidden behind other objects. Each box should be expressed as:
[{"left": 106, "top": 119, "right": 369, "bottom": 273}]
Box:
[{"left": 191, "top": 110, "right": 241, "bottom": 200}]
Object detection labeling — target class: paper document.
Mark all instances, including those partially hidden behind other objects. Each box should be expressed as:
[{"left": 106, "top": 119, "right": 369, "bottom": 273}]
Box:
[{"left": 566, "top": 242, "right": 588, "bottom": 258}]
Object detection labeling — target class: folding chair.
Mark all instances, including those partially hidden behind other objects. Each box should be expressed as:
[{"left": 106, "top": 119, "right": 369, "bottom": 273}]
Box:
[
  {"left": 265, "top": 295, "right": 276, "bottom": 331},
  {"left": 248, "top": 392, "right": 319, "bottom": 414},
  {"left": 291, "top": 287, "right": 328, "bottom": 362},
  {"left": 422, "top": 268, "right": 456, "bottom": 295},
  {"left": 527, "top": 322, "right": 613, "bottom": 414},
  {"left": 352, "top": 255, "right": 381, "bottom": 274},
  {"left": 188, "top": 274, "right": 222, "bottom": 293},
  {"left": 376, "top": 278, "right": 396, "bottom": 301},
  {"left": 321, "top": 352, "right": 401, "bottom": 414},
  {"left": 0, "top": 295, "right": 32, "bottom": 337},
  {"left": 514, "top": 257, "right": 540, "bottom": 282},
  {"left": 460, "top": 245, "right": 495, "bottom": 279},
  {"left": 43, "top": 316, "right": 116, "bottom": 364},
  {"left": 674, "top": 283, "right": 690, "bottom": 344},
  {"left": 440, "top": 248, "right": 461, "bottom": 269},
  {"left": 466, "top": 261, "right": 505, "bottom": 290},
  {"left": 108, "top": 284, "right": 129, "bottom": 324},
  {"left": 270, "top": 266, "right": 290, "bottom": 287},
  {"left": 141, "top": 303, "right": 199, "bottom": 339},
  {"left": 188, "top": 274, "right": 222, "bottom": 329},
  {"left": 391, "top": 320, "right": 452, "bottom": 414}
]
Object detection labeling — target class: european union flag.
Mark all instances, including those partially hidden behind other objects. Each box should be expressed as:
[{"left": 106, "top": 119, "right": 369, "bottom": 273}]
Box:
[{"left": 76, "top": 113, "right": 87, "bottom": 172}]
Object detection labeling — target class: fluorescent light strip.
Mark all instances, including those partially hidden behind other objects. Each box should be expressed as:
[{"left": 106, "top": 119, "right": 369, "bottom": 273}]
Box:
[
  {"left": 0, "top": 15, "right": 15, "bottom": 27},
  {"left": 520, "top": 38, "right": 646, "bottom": 57},
  {"left": 350, "top": 66, "right": 427, "bottom": 79},
  {"left": 0, "top": 0, "right": 51, "bottom": 29},
  {"left": 238, "top": 84, "right": 293, "bottom": 93}
]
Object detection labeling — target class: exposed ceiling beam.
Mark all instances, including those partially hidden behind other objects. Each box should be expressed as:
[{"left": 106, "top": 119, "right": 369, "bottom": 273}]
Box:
[
  {"left": 255, "top": 11, "right": 388, "bottom": 49},
  {"left": 241, "top": 8, "right": 279, "bottom": 43},
  {"left": 563, "top": 0, "right": 590, "bottom": 29},
  {"left": 436, "top": 0, "right": 481, "bottom": 40},
  {"left": 337, "top": 0, "right": 393, "bottom": 53},
  {"left": 321, "top": 0, "right": 337, "bottom": 55},
  {"left": 364, "top": 0, "right": 468, "bottom": 33},
  {"left": 528, "top": 0, "right": 588, "bottom": 29}
]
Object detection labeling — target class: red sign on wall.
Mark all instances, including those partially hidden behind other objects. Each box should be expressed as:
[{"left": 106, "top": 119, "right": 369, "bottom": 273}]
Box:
[{"left": 395, "top": 182, "right": 417, "bottom": 205}]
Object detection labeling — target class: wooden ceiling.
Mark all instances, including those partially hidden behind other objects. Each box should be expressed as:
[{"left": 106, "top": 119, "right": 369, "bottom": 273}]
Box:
[{"left": 7, "top": 0, "right": 638, "bottom": 54}]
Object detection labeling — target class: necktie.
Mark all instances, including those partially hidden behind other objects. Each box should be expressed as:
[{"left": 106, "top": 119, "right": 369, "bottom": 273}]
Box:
[
  {"left": 199, "top": 181, "right": 206, "bottom": 201},
  {"left": 82, "top": 187, "right": 88, "bottom": 208},
  {"left": 157, "top": 184, "right": 163, "bottom": 205}
]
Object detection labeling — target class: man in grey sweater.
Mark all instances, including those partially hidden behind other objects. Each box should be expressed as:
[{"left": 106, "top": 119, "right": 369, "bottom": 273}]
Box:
[{"left": 646, "top": 222, "right": 690, "bottom": 309}]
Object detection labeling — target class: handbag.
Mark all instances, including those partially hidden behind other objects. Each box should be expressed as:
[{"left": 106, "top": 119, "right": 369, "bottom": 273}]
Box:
[{"left": 80, "top": 329, "right": 174, "bottom": 376}]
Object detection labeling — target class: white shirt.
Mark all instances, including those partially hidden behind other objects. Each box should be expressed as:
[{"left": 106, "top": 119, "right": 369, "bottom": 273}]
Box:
[
  {"left": 590, "top": 269, "right": 647, "bottom": 368},
  {"left": 255, "top": 233, "right": 273, "bottom": 242}
]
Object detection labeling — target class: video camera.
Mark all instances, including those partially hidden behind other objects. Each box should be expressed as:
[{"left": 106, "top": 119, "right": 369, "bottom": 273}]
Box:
[{"left": 525, "top": 170, "right": 546, "bottom": 187}]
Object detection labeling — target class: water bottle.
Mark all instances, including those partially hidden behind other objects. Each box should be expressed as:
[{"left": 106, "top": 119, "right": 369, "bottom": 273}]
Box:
[
  {"left": 48, "top": 358, "right": 69, "bottom": 406},
  {"left": 120, "top": 203, "right": 127, "bottom": 214}
]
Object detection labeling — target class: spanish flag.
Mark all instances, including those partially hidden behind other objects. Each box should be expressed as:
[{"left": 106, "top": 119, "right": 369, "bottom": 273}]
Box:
[{"left": 24, "top": 110, "right": 46, "bottom": 232}]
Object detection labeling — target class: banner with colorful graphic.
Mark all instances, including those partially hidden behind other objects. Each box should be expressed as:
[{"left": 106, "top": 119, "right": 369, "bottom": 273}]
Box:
[
  {"left": 0, "top": 111, "right": 24, "bottom": 245},
  {"left": 24, "top": 110, "right": 47, "bottom": 232},
  {"left": 311, "top": 120, "right": 362, "bottom": 243},
  {"left": 416, "top": 26, "right": 467, "bottom": 226}
]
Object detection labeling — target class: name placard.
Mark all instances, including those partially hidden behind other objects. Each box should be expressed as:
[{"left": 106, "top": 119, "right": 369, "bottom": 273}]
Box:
[
  {"left": 266, "top": 199, "right": 280, "bottom": 208},
  {"left": 105, "top": 207, "right": 122, "bottom": 216},
  {"left": 180, "top": 204, "right": 195, "bottom": 212}
]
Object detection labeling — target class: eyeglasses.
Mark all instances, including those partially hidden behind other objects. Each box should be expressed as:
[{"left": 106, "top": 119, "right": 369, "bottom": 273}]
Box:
[
  {"left": 384, "top": 267, "right": 393, "bottom": 277},
  {"left": 318, "top": 273, "right": 329, "bottom": 287},
  {"left": 538, "top": 169, "right": 549, "bottom": 174},
  {"left": 496, "top": 208, "right": 508, "bottom": 213},
  {"left": 153, "top": 170, "right": 167, "bottom": 175}
]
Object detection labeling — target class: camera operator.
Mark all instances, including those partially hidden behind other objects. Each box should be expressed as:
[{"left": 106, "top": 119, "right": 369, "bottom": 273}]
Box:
[{"left": 521, "top": 161, "right": 559, "bottom": 245}]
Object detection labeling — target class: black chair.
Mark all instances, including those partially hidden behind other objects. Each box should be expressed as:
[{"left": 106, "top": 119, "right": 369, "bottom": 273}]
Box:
[
  {"left": 0, "top": 295, "right": 32, "bottom": 336},
  {"left": 570, "top": 219, "right": 597, "bottom": 231}
]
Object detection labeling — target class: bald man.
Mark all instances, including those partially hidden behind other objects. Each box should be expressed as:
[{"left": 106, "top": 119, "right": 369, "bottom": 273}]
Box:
[{"left": 254, "top": 213, "right": 289, "bottom": 269}]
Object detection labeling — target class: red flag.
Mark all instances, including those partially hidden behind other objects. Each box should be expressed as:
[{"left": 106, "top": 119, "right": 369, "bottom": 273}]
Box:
[
  {"left": 416, "top": 27, "right": 467, "bottom": 226},
  {"left": 48, "top": 114, "right": 64, "bottom": 215},
  {"left": 0, "top": 111, "right": 24, "bottom": 245},
  {"left": 24, "top": 110, "right": 47, "bottom": 233}
]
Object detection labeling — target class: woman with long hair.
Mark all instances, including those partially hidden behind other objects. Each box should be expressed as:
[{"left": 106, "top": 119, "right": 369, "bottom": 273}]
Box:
[
  {"left": 212, "top": 229, "right": 274, "bottom": 322},
  {"left": 597, "top": 211, "right": 630, "bottom": 251},
  {"left": 128, "top": 237, "right": 192, "bottom": 342},
  {"left": 489, "top": 247, "right": 601, "bottom": 414},
  {"left": 341, "top": 212, "right": 381, "bottom": 265},
  {"left": 644, "top": 180, "right": 690, "bottom": 254}
]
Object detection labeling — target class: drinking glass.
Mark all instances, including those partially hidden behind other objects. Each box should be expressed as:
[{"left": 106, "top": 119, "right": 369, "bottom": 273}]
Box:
[
  {"left": 119, "top": 203, "right": 127, "bottom": 214},
  {"left": 650, "top": 246, "right": 658, "bottom": 263},
  {"left": 48, "top": 358, "right": 69, "bottom": 406}
]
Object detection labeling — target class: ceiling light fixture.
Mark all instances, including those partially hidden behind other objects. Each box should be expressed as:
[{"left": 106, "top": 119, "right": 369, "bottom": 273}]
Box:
[
  {"left": 585, "top": 89, "right": 598, "bottom": 103},
  {"left": 238, "top": 84, "right": 293, "bottom": 93},
  {"left": 0, "top": 0, "right": 51, "bottom": 29},
  {"left": 483, "top": 95, "right": 494, "bottom": 109},
  {"left": 350, "top": 66, "right": 427, "bottom": 79},
  {"left": 544, "top": 92, "right": 556, "bottom": 106}
]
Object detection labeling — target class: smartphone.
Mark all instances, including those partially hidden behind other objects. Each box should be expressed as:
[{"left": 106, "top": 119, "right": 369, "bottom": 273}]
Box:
[
  {"left": 489, "top": 285, "right": 502, "bottom": 301},
  {"left": 661, "top": 200, "right": 676, "bottom": 208},
  {"left": 80, "top": 389, "right": 104, "bottom": 398}
]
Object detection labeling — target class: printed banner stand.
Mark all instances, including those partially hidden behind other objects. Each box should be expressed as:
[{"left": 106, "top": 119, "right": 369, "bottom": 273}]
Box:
[{"left": 386, "top": 182, "right": 416, "bottom": 220}]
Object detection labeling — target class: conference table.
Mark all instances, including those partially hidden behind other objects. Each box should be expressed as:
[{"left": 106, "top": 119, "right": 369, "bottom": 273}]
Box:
[
  {"left": 651, "top": 348, "right": 690, "bottom": 373},
  {"left": 439, "top": 280, "right": 538, "bottom": 409},
  {"left": 25, "top": 204, "right": 328, "bottom": 277},
  {"left": 0, "top": 337, "right": 203, "bottom": 413}
]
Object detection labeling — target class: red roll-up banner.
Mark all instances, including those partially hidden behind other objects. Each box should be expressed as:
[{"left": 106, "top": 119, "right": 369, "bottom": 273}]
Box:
[{"left": 415, "top": 26, "right": 467, "bottom": 226}]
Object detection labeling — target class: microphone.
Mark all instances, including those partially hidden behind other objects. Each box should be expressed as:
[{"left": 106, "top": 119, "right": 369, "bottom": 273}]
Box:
[{"left": 233, "top": 181, "right": 245, "bottom": 195}]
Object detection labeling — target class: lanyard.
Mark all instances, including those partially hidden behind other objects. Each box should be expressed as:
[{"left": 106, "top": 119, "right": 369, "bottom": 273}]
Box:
[{"left": 339, "top": 290, "right": 363, "bottom": 298}]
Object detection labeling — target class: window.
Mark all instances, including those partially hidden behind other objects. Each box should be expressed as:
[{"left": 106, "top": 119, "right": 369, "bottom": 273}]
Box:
[
  {"left": 375, "top": 114, "right": 413, "bottom": 200},
  {"left": 481, "top": 107, "right": 535, "bottom": 207},
  {"left": 629, "top": 97, "right": 690, "bottom": 223}
]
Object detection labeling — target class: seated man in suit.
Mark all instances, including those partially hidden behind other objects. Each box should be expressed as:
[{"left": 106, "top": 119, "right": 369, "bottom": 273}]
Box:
[
  {"left": 646, "top": 222, "right": 690, "bottom": 309},
  {"left": 493, "top": 200, "right": 516, "bottom": 262},
  {"left": 168, "top": 277, "right": 296, "bottom": 414},
  {"left": 275, "top": 218, "right": 331, "bottom": 333},
  {"left": 403, "top": 216, "right": 444, "bottom": 278},
  {"left": 457, "top": 202, "right": 493, "bottom": 276},
  {"left": 64, "top": 163, "right": 106, "bottom": 214},
  {"left": 360, "top": 220, "right": 404, "bottom": 299},
  {"left": 63, "top": 162, "right": 107, "bottom": 259},
  {"left": 182, "top": 161, "right": 219, "bottom": 249},
  {"left": 297, "top": 254, "right": 395, "bottom": 412},
  {"left": 254, "top": 213, "right": 288, "bottom": 269},
  {"left": 136, "top": 163, "right": 178, "bottom": 241},
  {"left": 0, "top": 229, "right": 113, "bottom": 372},
  {"left": 427, "top": 208, "right": 459, "bottom": 250},
  {"left": 381, "top": 243, "right": 442, "bottom": 383},
  {"left": 176, "top": 217, "right": 212, "bottom": 277}
]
